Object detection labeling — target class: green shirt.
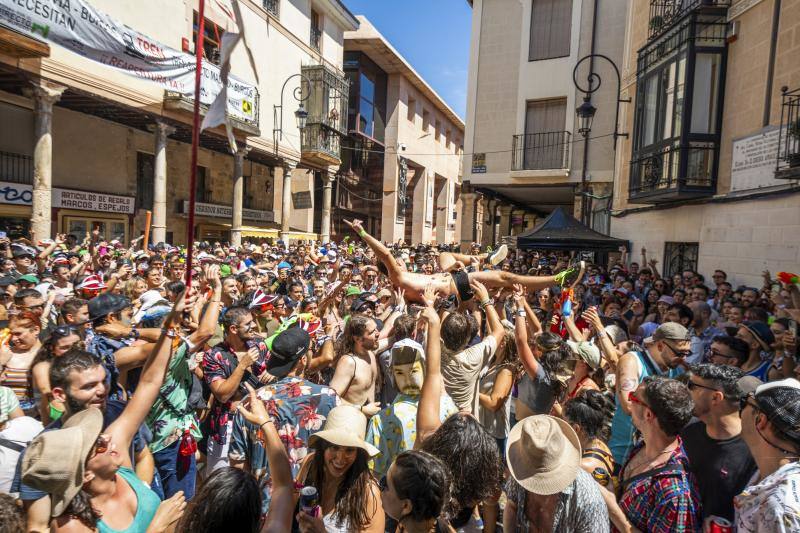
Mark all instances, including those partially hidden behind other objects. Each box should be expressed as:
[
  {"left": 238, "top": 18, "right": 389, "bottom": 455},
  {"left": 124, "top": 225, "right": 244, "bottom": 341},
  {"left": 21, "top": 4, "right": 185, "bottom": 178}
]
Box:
[{"left": 145, "top": 340, "right": 201, "bottom": 453}]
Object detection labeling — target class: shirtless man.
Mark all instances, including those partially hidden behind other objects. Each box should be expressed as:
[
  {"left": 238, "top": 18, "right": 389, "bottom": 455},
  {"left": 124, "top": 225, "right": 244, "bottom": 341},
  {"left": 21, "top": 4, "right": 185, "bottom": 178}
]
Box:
[
  {"left": 343, "top": 219, "right": 584, "bottom": 304},
  {"left": 329, "top": 314, "right": 385, "bottom": 416}
]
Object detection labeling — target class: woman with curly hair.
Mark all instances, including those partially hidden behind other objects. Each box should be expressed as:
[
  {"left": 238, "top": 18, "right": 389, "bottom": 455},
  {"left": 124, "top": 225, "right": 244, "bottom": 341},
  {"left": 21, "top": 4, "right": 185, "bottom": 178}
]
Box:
[
  {"left": 563, "top": 389, "right": 617, "bottom": 488},
  {"left": 294, "top": 405, "right": 384, "bottom": 533}
]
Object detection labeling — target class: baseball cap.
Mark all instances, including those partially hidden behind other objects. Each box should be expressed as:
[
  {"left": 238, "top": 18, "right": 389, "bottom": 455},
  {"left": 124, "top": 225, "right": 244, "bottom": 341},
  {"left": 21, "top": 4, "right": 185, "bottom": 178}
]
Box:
[
  {"left": 16, "top": 274, "right": 39, "bottom": 284},
  {"left": 345, "top": 286, "right": 361, "bottom": 298},
  {"left": 88, "top": 293, "right": 132, "bottom": 321},
  {"left": 566, "top": 340, "right": 601, "bottom": 369},
  {"left": 11, "top": 243, "right": 36, "bottom": 258},
  {"left": 644, "top": 322, "right": 689, "bottom": 344},
  {"left": 266, "top": 327, "right": 311, "bottom": 378}
]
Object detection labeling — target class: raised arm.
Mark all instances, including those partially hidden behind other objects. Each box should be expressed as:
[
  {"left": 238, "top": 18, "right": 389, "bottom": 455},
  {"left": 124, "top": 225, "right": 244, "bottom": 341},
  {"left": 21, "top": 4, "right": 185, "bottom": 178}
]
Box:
[
  {"left": 186, "top": 264, "right": 222, "bottom": 349},
  {"left": 235, "top": 383, "right": 294, "bottom": 533},
  {"left": 344, "top": 219, "right": 401, "bottom": 284},
  {"left": 107, "top": 290, "right": 192, "bottom": 463},
  {"left": 416, "top": 285, "right": 442, "bottom": 446},
  {"left": 513, "top": 291, "right": 540, "bottom": 378},
  {"left": 471, "top": 280, "right": 504, "bottom": 347},
  {"left": 584, "top": 306, "right": 619, "bottom": 369}
]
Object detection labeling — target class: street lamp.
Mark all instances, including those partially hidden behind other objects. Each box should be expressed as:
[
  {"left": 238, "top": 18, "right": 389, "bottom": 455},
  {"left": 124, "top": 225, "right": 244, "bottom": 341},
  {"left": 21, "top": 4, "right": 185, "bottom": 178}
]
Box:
[
  {"left": 571, "top": 53, "right": 630, "bottom": 226},
  {"left": 273, "top": 73, "right": 311, "bottom": 145},
  {"left": 575, "top": 96, "right": 597, "bottom": 139},
  {"left": 571, "top": 54, "right": 629, "bottom": 149},
  {"left": 294, "top": 103, "right": 308, "bottom": 131}
]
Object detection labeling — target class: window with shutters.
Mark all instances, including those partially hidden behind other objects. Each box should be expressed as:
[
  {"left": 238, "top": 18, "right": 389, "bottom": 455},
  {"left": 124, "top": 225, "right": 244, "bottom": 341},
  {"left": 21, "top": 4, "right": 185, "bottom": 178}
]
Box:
[
  {"left": 528, "top": 0, "right": 572, "bottom": 61},
  {"left": 518, "top": 98, "right": 570, "bottom": 169}
]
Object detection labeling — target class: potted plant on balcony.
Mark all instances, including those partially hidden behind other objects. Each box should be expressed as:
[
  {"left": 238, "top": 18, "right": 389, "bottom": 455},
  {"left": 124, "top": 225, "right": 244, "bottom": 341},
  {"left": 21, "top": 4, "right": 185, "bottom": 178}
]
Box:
[{"left": 788, "top": 117, "right": 800, "bottom": 168}]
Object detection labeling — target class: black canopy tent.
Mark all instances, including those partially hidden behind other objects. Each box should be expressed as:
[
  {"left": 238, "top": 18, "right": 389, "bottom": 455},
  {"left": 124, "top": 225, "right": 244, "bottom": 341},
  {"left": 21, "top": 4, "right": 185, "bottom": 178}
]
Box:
[{"left": 515, "top": 207, "right": 629, "bottom": 252}]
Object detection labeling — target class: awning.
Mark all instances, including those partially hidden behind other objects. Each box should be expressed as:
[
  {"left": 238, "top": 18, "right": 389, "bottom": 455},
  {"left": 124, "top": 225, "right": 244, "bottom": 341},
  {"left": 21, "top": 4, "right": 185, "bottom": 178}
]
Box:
[
  {"left": 515, "top": 207, "right": 629, "bottom": 252},
  {"left": 240, "top": 226, "right": 279, "bottom": 239}
]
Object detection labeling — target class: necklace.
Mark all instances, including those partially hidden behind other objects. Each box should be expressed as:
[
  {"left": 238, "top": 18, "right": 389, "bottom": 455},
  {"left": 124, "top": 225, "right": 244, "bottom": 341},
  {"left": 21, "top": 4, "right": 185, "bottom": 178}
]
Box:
[{"left": 624, "top": 443, "right": 676, "bottom": 479}]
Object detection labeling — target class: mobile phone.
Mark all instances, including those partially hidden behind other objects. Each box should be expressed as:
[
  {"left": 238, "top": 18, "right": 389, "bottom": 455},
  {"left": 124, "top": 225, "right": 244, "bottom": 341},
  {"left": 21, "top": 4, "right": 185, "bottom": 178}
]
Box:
[
  {"left": 790, "top": 319, "right": 798, "bottom": 335},
  {"left": 623, "top": 309, "right": 635, "bottom": 320}
]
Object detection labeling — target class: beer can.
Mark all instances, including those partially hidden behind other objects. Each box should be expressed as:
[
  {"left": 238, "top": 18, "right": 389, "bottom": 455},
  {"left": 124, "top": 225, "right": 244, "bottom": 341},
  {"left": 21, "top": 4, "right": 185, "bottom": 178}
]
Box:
[
  {"left": 299, "top": 486, "right": 319, "bottom": 516},
  {"left": 708, "top": 516, "right": 733, "bottom": 533}
]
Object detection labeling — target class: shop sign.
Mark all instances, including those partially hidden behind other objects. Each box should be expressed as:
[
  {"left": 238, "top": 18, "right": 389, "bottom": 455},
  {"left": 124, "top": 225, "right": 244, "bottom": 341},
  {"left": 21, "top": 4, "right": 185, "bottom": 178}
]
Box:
[
  {"left": 182, "top": 200, "right": 274, "bottom": 223},
  {"left": 0, "top": 181, "right": 134, "bottom": 213},
  {"left": 0, "top": 0, "right": 258, "bottom": 125}
]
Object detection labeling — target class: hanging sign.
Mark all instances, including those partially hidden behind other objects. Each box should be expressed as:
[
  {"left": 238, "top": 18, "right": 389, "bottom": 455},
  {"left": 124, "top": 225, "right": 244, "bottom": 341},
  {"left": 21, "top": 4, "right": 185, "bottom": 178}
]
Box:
[{"left": 0, "top": 0, "right": 258, "bottom": 125}]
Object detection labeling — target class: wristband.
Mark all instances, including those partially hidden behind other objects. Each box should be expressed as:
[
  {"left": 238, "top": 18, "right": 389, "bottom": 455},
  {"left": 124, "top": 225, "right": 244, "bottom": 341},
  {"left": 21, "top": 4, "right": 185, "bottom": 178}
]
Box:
[
  {"left": 259, "top": 420, "right": 273, "bottom": 433},
  {"left": 480, "top": 298, "right": 494, "bottom": 309},
  {"left": 517, "top": 310, "right": 527, "bottom": 317},
  {"left": 358, "top": 229, "right": 367, "bottom": 238},
  {"left": 130, "top": 327, "right": 141, "bottom": 340},
  {"left": 596, "top": 331, "right": 607, "bottom": 339}
]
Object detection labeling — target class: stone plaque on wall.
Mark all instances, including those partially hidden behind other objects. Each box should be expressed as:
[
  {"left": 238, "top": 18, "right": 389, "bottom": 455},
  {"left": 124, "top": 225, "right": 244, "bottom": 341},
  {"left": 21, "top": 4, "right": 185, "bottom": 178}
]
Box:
[
  {"left": 292, "top": 191, "right": 312, "bottom": 210},
  {"left": 472, "top": 153, "right": 486, "bottom": 174},
  {"left": 730, "top": 126, "right": 782, "bottom": 191}
]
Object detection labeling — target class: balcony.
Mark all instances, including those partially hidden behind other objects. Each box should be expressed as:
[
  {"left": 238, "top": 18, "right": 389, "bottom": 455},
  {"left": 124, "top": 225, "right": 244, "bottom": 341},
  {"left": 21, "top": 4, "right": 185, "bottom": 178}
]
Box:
[
  {"left": 0, "top": 151, "right": 33, "bottom": 185},
  {"left": 648, "top": 0, "right": 730, "bottom": 42},
  {"left": 301, "top": 64, "right": 349, "bottom": 166},
  {"left": 511, "top": 131, "right": 571, "bottom": 171},
  {"left": 776, "top": 87, "right": 800, "bottom": 180},
  {"left": 629, "top": 143, "right": 717, "bottom": 203},
  {"left": 262, "top": 0, "right": 279, "bottom": 18}
]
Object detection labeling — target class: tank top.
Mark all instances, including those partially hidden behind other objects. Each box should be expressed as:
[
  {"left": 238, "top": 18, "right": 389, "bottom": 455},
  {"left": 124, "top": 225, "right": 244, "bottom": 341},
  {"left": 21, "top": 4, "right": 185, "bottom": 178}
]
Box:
[
  {"left": 0, "top": 366, "right": 33, "bottom": 406},
  {"left": 478, "top": 365, "right": 512, "bottom": 439},
  {"left": 745, "top": 359, "right": 771, "bottom": 381},
  {"left": 609, "top": 350, "right": 660, "bottom": 465},
  {"left": 96, "top": 467, "right": 160, "bottom": 533}
]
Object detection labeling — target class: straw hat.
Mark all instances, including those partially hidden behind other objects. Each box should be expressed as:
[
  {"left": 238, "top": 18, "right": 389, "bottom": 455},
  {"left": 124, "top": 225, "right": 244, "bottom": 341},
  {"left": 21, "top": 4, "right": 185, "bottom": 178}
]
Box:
[
  {"left": 506, "top": 415, "right": 581, "bottom": 495},
  {"left": 308, "top": 405, "right": 380, "bottom": 456},
  {"left": 21, "top": 408, "right": 104, "bottom": 517}
]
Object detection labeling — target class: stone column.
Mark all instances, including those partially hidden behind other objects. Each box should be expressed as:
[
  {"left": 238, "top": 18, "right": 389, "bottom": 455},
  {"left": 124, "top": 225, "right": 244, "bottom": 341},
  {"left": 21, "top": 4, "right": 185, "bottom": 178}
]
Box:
[
  {"left": 320, "top": 167, "right": 337, "bottom": 244},
  {"left": 498, "top": 205, "right": 512, "bottom": 240},
  {"left": 230, "top": 146, "right": 251, "bottom": 248},
  {"left": 280, "top": 160, "right": 297, "bottom": 247},
  {"left": 459, "top": 191, "right": 476, "bottom": 252},
  {"left": 24, "top": 81, "right": 66, "bottom": 241},
  {"left": 147, "top": 121, "right": 176, "bottom": 245}
]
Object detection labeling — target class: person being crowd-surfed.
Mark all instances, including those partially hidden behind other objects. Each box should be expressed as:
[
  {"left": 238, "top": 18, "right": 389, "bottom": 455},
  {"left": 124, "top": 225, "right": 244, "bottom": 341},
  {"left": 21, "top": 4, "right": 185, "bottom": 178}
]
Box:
[{"left": 343, "top": 219, "right": 585, "bottom": 303}]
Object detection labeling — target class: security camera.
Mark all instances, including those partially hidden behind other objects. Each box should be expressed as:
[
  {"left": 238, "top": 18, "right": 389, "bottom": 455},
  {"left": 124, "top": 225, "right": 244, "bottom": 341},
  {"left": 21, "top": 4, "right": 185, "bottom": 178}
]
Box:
[{"left": 399, "top": 143, "right": 407, "bottom": 151}]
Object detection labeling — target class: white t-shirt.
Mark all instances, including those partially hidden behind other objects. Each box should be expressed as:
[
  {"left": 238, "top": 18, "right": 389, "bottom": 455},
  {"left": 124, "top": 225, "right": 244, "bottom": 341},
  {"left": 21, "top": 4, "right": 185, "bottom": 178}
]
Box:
[
  {"left": 441, "top": 336, "right": 498, "bottom": 414},
  {"left": 0, "top": 416, "right": 43, "bottom": 494}
]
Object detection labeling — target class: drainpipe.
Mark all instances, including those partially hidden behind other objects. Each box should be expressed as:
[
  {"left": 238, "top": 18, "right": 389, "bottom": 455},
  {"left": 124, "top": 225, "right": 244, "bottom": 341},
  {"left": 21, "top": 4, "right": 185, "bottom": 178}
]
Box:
[
  {"left": 762, "top": 0, "right": 782, "bottom": 126},
  {"left": 580, "top": 0, "right": 599, "bottom": 225}
]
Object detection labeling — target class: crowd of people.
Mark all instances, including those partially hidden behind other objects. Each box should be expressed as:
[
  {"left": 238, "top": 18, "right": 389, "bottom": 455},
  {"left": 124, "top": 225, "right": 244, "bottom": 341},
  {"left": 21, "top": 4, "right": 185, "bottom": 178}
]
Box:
[{"left": 0, "top": 221, "right": 799, "bottom": 532}]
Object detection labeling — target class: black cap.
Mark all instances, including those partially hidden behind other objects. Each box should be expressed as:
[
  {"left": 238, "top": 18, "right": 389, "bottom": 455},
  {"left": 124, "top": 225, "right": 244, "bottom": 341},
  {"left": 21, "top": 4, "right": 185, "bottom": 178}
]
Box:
[
  {"left": 0, "top": 275, "right": 16, "bottom": 288},
  {"left": 88, "top": 293, "right": 132, "bottom": 321},
  {"left": 351, "top": 297, "right": 376, "bottom": 313},
  {"left": 266, "top": 328, "right": 311, "bottom": 379}
]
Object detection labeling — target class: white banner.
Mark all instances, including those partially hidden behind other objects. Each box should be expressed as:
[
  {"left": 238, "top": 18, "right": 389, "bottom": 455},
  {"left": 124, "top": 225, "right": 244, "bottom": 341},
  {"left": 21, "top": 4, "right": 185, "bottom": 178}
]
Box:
[
  {"left": 0, "top": 0, "right": 258, "bottom": 124},
  {"left": 0, "top": 181, "right": 135, "bottom": 213}
]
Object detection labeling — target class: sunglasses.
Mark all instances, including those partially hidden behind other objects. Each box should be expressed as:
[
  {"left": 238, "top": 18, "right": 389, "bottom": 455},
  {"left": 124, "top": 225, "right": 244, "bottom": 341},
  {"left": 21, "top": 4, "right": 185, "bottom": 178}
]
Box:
[
  {"left": 663, "top": 342, "right": 692, "bottom": 359},
  {"left": 687, "top": 380, "right": 719, "bottom": 393},
  {"left": 707, "top": 348, "right": 737, "bottom": 360},
  {"left": 93, "top": 434, "right": 111, "bottom": 457},
  {"left": 53, "top": 325, "right": 79, "bottom": 339},
  {"left": 628, "top": 391, "right": 650, "bottom": 410}
]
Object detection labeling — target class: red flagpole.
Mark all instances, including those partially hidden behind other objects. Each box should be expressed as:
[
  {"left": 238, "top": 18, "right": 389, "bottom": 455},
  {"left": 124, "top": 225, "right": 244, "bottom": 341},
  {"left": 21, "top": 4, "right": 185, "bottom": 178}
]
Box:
[{"left": 185, "top": 0, "right": 205, "bottom": 288}]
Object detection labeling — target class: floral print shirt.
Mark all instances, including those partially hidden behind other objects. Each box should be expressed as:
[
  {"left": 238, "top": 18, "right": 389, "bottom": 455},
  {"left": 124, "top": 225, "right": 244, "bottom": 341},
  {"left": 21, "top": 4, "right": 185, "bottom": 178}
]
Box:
[
  {"left": 735, "top": 462, "right": 800, "bottom": 533},
  {"left": 228, "top": 377, "right": 339, "bottom": 515},
  {"left": 201, "top": 339, "right": 269, "bottom": 445}
]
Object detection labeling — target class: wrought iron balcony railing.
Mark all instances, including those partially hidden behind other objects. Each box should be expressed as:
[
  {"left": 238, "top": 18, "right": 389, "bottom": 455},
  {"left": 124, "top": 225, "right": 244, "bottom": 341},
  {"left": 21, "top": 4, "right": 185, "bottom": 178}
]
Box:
[
  {"left": 511, "top": 131, "right": 571, "bottom": 171},
  {"left": 648, "top": 0, "right": 730, "bottom": 41},
  {"left": 777, "top": 87, "right": 800, "bottom": 178},
  {"left": 310, "top": 26, "right": 322, "bottom": 51},
  {"left": 302, "top": 123, "right": 342, "bottom": 165},
  {"left": 263, "top": 0, "right": 279, "bottom": 18},
  {"left": 629, "top": 142, "right": 717, "bottom": 202},
  {"left": 0, "top": 151, "right": 33, "bottom": 185}
]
